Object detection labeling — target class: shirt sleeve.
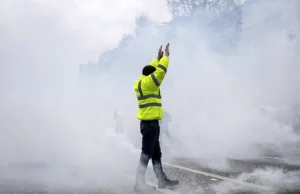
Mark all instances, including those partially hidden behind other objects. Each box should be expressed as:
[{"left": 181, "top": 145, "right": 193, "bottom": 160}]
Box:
[{"left": 143, "top": 56, "right": 169, "bottom": 90}]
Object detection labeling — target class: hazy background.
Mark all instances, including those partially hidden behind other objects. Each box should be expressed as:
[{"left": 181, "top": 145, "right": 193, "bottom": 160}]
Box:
[{"left": 1, "top": 0, "right": 300, "bottom": 193}]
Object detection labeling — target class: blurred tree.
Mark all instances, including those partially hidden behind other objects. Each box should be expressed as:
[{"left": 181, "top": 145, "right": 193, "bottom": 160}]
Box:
[
  {"left": 90, "top": 13, "right": 154, "bottom": 76},
  {"left": 208, "top": 6, "right": 243, "bottom": 53},
  {"left": 135, "top": 13, "right": 152, "bottom": 37},
  {"left": 166, "top": 0, "right": 243, "bottom": 52},
  {"left": 166, "top": 0, "right": 237, "bottom": 16},
  {"left": 167, "top": 0, "right": 243, "bottom": 44},
  {"left": 80, "top": 12, "right": 164, "bottom": 78},
  {"left": 97, "top": 49, "right": 117, "bottom": 71},
  {"left": 214, "top": 5, "right": 243, "bottom": 46},
  {"left": 207, "top": 0, "right": 237, "bottom": 13},
  {"left": 118, "top": 33, "right": 135, "bottom": 49},
  {"left": 136, "top": 13, "right": 150, "bottom": 27}
]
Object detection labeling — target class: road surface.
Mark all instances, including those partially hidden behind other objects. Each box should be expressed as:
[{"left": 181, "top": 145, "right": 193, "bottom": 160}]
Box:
[{"left": 1, "top": 156, "right": 299, "bottom": 194}]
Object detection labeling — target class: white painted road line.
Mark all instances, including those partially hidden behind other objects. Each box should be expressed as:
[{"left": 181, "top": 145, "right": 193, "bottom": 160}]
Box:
[
  {"left": 260, "top": 156, "right": 285, "bottom": 161},
  {"left": 163, "top": 163, "right": 272, "bottom": 191},
  {"left": 147, "top": 181, "right": 180, "bottom": 194}
]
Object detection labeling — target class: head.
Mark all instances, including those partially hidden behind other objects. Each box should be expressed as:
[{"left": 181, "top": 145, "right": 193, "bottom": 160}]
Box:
[{"left": 142, "top": 65, "right": 156, "bottom": 76}]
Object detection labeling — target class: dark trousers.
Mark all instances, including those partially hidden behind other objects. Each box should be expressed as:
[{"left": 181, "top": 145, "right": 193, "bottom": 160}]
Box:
[{"left": 136, "top": 120, "right": 167, "bottom": 184}]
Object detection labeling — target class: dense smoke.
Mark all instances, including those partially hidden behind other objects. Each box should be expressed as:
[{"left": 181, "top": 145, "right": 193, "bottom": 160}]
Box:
[{"left": 0, "top": 0, "right": 299, "bottom": 192}]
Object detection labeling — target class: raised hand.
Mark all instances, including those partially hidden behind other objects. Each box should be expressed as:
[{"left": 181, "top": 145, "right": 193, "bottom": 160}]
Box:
[
  {"left": 165, "top": 43, "right": 170, "bottom": 56},
  {"left": 157, "top": 45, "right": 164, "bottom": 60}
]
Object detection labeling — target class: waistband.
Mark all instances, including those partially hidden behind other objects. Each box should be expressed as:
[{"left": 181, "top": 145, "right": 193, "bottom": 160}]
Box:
[{"left": 140, "top": 120, "right": 159, "bottom": 123}]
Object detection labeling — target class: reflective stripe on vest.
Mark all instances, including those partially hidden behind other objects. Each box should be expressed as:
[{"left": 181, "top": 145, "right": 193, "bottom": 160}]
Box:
[
  {"left": 158, "top": 64, "right": 167, "bottom": 73},
  {"left": 137, "top": 80, "right": 161, "bottom": 108},
  {"left": 150, "top": 66, "right": 165, "bottom": 87},
  {"left": 139, "top": 103, "right": 162, "bottom": 108}
]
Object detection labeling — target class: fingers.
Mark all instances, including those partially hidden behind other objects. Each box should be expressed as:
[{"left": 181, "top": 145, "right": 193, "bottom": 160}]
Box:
[
  {"left": 158, "top": 43, "right": 170, "bottom": 57},
  {"left": 165, "top": 43, "right": 170, "bottom": 51},
  {"left": 159, "top": 43, "right": 169, "bottom": 51},
  {"left": 159, "top": 45, "right": 163, "bottom": 51},
  {"left": 165, "top": 42, "right": 170, "bottom": 56},
  {"left": 157, "top": 45, "right": 164, "bottom": 60}
]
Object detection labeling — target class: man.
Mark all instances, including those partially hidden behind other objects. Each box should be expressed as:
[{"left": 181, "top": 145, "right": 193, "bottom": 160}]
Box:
[
  {"left": 133, "top": 43, "right": 179, "bottom": 192},
  {"left": 114, "top": 111, "right": 123, "bottom": 134}
]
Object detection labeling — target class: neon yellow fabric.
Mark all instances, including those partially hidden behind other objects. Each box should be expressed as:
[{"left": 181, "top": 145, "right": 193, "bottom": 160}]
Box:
[
  {"left": 149, "top": 58, "right": 159, "bottom": 68},
  {"left": 133, "top": 56, "right": 169, "bottom": 120}
]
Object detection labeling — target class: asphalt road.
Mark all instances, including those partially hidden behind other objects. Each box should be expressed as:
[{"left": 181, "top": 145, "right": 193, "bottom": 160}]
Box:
[
  {"left": 1, "top": 156, "right": 299, "bottom": 194},
  {"left": 166, "top": 156, "right": 300, "bottom": 194}
]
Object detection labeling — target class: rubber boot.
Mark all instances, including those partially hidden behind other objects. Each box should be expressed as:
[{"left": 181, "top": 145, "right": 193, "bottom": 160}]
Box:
[
  {"left": 152, "top": 160, "right": 179, "bottom": 189},
  {"left": 134, "top": 154, "right": 156, "bottom": 193}
]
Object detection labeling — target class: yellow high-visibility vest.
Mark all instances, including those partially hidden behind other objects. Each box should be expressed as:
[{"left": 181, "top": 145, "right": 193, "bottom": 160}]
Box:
[{"left": 133, "top": 56, "right": 169, "bottom": 120}]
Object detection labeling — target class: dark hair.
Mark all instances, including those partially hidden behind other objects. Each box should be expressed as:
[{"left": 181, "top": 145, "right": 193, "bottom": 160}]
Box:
[{"left": 142, "top": 65, "right": 156, "bottom": 76}]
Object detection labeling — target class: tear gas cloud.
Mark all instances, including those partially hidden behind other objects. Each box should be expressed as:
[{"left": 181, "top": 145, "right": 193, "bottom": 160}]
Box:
[
  {"left": 0, "top": 0, "right": 300, "bottom": 192},
  {"left": 0, "top": 0, "right": 170, "bottom": 188}
]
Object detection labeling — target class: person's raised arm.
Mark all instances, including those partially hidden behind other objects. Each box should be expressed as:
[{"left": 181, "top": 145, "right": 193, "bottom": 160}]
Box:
[
  {"left": 144, "top": 43, "right": 170, "bottom": 89},
  {"left": 149, "top": 45, "right": 164, "bottom": 68}
]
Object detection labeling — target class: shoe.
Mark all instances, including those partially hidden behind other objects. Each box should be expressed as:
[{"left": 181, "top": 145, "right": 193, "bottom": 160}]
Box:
[
  {"left": 134, "top": 182, "right": 156, "bottom": 193},
  {"left": 158, "top": 178, "right": 179, "bottom": 189}
]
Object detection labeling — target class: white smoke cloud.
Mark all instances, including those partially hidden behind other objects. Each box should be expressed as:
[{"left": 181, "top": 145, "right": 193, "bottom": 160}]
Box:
[
  {"left": 0, "top": 0, "right": 170, "bottom": 189},
  {"left": 213, "top": 168, "right": 300, "bottom": 194},
  {"left": 1, "top": 0, "right": 300, "bottom": 192}
]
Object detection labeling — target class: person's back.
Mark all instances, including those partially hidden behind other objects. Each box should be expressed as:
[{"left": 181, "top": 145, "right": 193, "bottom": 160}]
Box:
[
  {"left": 133, "top": 60, "right": 167, "bottom": 121},
  {"left": 133, "top": 43, "right": 179, "bottom": 192}
]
